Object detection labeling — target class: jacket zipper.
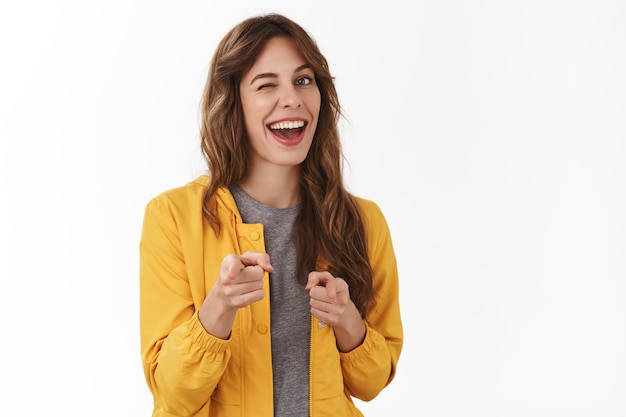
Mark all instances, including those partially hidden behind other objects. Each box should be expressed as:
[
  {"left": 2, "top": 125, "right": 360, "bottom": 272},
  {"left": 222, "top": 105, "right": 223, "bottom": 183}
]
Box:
[{"left": 309, "top": 314, "right": 314, "bottom": 417}]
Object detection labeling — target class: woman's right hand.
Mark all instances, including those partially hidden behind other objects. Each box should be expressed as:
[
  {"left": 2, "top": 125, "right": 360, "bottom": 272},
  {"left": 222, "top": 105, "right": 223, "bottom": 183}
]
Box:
[{"left": 198, "top": 251, "right": 274, "bottom": 339}]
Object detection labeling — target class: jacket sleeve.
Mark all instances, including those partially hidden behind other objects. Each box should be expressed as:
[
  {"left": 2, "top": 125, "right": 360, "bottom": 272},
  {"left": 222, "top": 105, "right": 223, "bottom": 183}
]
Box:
[
  {"left": 339, "top": 200, "right": 403, "bottom": 401},
  {"left": 139, "top": 195, "right": 230, "bottom": 416}
]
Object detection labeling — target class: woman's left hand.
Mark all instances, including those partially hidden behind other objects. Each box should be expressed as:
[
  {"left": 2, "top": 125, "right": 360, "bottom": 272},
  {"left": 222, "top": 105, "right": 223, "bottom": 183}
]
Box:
[{"left": 306, "top": 271, "right": 366, "bottom": 352}]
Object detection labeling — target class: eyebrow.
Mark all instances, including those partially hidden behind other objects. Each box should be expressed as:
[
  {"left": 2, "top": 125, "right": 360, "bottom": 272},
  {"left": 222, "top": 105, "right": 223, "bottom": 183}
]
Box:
[{"left": 249, "top": 64, "right": 312, "bottom": 85}]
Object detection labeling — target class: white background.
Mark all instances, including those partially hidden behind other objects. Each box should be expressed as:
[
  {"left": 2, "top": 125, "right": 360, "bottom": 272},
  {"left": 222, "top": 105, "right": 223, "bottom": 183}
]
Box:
[{"left": 1, "top": 1, "right": 625, "bottom": 416}]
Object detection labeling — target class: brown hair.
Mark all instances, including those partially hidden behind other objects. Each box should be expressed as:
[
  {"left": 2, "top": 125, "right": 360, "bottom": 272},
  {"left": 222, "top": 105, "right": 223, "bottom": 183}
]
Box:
[{"left": 200, "top": 13, "right": 374, "bottom": 316}]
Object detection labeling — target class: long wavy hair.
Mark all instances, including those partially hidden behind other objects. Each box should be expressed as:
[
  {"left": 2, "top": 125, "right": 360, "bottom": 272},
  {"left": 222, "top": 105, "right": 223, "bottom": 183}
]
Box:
[{"left": 200, "top": 13, "right": 374, "bottom": 317}]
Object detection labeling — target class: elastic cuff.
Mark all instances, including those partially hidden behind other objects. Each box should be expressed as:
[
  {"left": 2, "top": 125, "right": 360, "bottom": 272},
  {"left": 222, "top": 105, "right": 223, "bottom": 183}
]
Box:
[
  {"left": 339, "top": 321, "right": 374, "bottom": 362},
  {"left": 188, "top": 311, "right": 230, "bottom": 353}
]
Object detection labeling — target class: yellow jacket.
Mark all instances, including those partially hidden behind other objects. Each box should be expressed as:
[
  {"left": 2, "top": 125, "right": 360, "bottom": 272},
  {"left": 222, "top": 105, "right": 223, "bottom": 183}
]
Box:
[{"left": 140, "top": 176, "right": 403, "bottom": 416}]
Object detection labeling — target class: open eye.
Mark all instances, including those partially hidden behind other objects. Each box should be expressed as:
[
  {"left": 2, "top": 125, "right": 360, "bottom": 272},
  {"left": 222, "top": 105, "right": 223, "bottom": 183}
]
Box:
[{"left": 295, "top": 76, "right": 313, "bottom": 86}]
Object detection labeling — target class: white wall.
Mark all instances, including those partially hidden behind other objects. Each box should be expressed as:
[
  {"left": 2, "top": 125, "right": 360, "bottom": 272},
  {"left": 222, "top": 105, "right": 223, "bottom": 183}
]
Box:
[{"left": 1, "top": 1, "right": 625, "bottom": 416}]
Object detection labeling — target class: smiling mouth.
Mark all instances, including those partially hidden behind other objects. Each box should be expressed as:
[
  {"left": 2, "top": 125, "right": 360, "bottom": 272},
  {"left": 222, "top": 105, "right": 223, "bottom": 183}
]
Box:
[{"left": 268, "top": 120, "right": 306, "bottom": 139}]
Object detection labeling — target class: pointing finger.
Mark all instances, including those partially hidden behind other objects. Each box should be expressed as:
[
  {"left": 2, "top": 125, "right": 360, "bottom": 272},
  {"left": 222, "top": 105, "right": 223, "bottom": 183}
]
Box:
[
  {"left": 324, "top": 279, "right": 340, "bottom": 299},
  {"left": 305, "top": 271, "right": 333, "bottom": 291}
]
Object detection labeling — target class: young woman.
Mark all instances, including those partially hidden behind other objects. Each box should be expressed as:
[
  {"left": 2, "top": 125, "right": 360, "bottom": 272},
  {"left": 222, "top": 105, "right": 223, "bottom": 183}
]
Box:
[{"left": 140, "top": 13, "right": 403, "bottom": 417}]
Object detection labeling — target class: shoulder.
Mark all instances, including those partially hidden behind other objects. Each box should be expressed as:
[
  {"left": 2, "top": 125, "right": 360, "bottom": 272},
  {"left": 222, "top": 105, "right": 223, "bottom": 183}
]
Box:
[
  {"left": 352, "top": 195, "right": 395, "bottom": 251},
  {"left": 353, "top": 195, "right": 392, "bottom": 238},
  {"left": 150, "top": 176, "right": 208, "bottom": 204},
  {"left": 353, "top": 195, "right": 387, "bottom": 226},
  {"left": 144, "top": 175, "right": 239, "bottom": 222},
  {"left": 143, "top": 176, "right": 209, "bottom": 219}
]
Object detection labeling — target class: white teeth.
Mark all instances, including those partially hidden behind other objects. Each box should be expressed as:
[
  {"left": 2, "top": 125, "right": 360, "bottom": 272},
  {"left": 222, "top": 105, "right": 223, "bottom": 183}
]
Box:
[{"left": 269, "top": 120, "right": 305, "bottom": 130}]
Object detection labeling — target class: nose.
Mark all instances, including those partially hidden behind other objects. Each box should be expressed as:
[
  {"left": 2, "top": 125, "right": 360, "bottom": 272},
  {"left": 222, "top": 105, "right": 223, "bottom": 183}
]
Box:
[{"left": 278, "top": 85, "right": 301, "bottom": 108}]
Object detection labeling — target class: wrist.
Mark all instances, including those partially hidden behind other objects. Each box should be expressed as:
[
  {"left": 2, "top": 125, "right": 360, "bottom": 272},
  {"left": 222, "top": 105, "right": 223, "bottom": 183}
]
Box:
[
  {"left": 199, "top": 291, "right": 237, "bottom": 339},
  {"left": 334, "top": 303, "right": 366, "bottom": 352}
]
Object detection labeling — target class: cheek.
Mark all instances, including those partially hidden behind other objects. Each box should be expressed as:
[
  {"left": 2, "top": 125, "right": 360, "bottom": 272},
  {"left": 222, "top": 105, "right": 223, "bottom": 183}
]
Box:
[
  {"left": 309, "top": 91, "right": 322, "bottom": 118},
  {"left": 241, "top": 100, "right": 264, "bottom": 134},
  {"left": 243, "top": 96, "right": 274, "bottom": 124},
  {"left": 241, "top": 106, "right": 255, "bottom": 137}
]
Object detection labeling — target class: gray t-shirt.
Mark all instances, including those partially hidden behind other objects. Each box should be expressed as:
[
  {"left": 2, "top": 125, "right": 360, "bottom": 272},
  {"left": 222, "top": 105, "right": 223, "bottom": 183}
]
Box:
[{"left": 230, "top": 185, "right": 311, "bottom": 416}]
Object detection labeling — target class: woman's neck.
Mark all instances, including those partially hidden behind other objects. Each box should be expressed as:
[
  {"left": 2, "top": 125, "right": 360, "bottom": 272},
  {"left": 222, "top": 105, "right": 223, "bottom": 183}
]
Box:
[{"left": 238, "top": 166, "right": 300, "bottom": 208}]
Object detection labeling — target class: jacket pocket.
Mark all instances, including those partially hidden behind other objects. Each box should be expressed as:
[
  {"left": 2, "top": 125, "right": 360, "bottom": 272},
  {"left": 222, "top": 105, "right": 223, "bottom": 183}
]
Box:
[
  {"left": 211, "top": 367, "right": 241, "bottom": 405},
  {"left": 313, "top": 336, "right": 344, "bottom": 400},
  {"left": 313, "top": 395, "right": 363, "bottom": 417}
]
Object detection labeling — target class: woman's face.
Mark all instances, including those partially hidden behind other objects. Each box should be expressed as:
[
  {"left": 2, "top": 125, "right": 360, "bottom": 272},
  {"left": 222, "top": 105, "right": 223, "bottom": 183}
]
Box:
[{"left": 240, "top": 36, "right": 321, "bottom": 173}]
